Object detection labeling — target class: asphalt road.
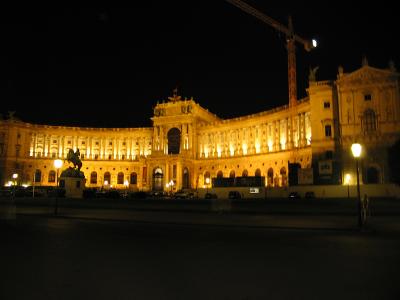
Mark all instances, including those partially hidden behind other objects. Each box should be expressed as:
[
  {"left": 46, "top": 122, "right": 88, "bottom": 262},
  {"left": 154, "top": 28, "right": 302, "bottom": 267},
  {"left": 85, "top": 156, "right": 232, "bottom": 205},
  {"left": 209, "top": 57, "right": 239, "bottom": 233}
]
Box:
[{"left": 1, "top": 214, "right": 400, "bottom": 300}]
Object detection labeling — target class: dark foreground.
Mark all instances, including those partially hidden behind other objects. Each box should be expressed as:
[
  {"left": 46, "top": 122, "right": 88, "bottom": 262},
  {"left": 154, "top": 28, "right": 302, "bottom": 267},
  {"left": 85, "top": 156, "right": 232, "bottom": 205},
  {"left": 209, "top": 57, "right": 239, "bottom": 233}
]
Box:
[{"left": 1, "top": 212, "right": 400, "bottom": 300}]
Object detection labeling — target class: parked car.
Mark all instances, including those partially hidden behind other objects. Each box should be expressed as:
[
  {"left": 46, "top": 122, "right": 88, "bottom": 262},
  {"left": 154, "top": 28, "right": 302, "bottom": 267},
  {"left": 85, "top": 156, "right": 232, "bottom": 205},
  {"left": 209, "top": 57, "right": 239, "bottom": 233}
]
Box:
[
  {"left": 204, "top": 192, "right": 218, "bottom": 199},
  {"left": 228, "top": 191, "right": 242, "bottom": 200},
  {"left": 305, "top": 191, "right": 316, "bottom": 199},
  {"left": 288, "top": 192, "right": 301, "bottom": 199}
]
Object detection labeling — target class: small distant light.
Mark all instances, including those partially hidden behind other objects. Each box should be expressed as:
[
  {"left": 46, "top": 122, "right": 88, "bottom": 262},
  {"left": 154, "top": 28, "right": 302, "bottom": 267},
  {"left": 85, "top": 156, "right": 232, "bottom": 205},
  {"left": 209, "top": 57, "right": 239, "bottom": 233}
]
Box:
[
  {"left": 12, "top": 173, "right": 18, "bottom": 179},
  {"left": 312, "top": 39, "right": 317, "bottom": 48},
  {"left": 22, "top": 184, "right": 29, "bottom": 188}
]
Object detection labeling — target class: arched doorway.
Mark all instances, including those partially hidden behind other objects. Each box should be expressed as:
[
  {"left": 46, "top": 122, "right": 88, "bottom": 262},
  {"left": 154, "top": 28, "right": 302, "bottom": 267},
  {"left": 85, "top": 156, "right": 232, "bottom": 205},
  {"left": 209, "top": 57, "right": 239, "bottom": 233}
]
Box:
[
  {"left": 153, "top": 167, "right": 163, "bottom": 191},
  {"left": 242, "top": 169, "right": 248, "bottom": 177},
  {"left": 182, "top": 168, "right": 190, "bottom": 189},
  {"left": 217, "top": 171, "right": 223, "bottom": 178},
  {"left": 229, "top": 170, "right": 235, "bottom": 178},
  {"left": 255, "top": 169, "right": 261, "bottom": 177},
  {"left": 167, "top": 128, "right": 181, "bottom": 154},
  {"left": 366, "top": 166, "right": 379, "bottom": 183}
]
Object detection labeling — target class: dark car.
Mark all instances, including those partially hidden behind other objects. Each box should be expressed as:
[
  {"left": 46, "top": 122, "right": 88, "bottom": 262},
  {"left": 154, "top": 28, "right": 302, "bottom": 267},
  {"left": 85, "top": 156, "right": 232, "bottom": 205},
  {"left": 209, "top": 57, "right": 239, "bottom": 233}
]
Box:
[
  {"left": 228, "top": 191, "right": 242, "bottom": 200},
  {"left": 205, "top": 192, "right": 218, "bottom": 199},
  {"left": 305, "top": 191, "right": 316, "bottom": 199},
  {"left": 288, "top": 192, "right": 301, "bottom": 199}
]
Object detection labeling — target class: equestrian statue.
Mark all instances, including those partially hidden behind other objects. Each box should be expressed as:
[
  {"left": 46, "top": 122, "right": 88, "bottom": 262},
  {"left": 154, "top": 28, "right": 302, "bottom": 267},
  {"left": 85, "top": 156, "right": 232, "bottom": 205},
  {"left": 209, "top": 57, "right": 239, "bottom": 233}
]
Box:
[{"left": 66, "top": 148, "right": 82, "bottom": 171}]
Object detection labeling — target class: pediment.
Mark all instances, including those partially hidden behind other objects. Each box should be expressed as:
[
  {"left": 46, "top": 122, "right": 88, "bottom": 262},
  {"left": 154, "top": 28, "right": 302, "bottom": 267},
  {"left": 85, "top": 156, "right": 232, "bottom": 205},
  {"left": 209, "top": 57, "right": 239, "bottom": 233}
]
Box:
[{"left": 338, "top": 66, "right": 398, "bottom": 84}]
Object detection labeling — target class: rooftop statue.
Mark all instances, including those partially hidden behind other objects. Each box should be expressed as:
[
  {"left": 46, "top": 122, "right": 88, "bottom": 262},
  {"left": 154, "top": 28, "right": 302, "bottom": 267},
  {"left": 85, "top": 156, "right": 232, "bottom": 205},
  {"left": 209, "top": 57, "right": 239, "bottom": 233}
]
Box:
[{"left": 308, "top": 66, "right": 319, "bottom": 82}]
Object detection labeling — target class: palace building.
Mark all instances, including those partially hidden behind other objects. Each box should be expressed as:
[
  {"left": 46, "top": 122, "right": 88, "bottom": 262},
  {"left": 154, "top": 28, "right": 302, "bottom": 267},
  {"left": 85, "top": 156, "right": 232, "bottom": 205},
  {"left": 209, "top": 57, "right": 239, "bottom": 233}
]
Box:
[{"left": 1, "top": 62, "right": 400, "bottom": 192}]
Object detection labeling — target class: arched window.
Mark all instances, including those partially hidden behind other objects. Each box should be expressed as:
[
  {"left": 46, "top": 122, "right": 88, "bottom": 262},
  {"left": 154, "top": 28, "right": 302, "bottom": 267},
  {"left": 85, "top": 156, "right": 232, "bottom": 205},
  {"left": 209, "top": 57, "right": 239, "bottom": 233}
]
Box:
[
  {"left": 34, "top": 169, "right": 41, "bottom": 183},
  {"left": 229, "top": 170, "right": 235, "bottom": 178},
  {"left": 90, "top": 172, "right": 97, "bottom": 184},
  {"left": 267, "top": 168, "right": 274, "bottom": 186},
  {"left": 117, "top": 172, "right": 124, "bottom": 184},
  {"left": 167, "top": 128, "right": 181, "bottom": 154},
  {"left": 242, "top": 169, "right": 248, "bottom": 177},
  {"left": 364, "top": 109, "right": 377, "bottom": 132},
  {"left": 255, "top": 169, "right": 261, "bottom": 177},
  {"left": 104, "top": 172, "right": 111, "bottom": 185},
  {"left": 48, "top": 170, "right": 56, "bottom": 183},
  {"left": 217, "top": 171, "right": 223, "bottom": 178},
  {"left": 130, "top": 172, "right": 137, "bottom": 185}
]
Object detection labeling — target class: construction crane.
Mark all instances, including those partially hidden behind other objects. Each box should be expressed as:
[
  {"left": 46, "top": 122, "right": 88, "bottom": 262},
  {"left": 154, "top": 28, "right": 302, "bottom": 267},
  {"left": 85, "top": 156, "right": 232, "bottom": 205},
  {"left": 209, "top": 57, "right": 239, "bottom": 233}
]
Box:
[{"left": 225, "top": 0, "right": 317, "bottom": 107}]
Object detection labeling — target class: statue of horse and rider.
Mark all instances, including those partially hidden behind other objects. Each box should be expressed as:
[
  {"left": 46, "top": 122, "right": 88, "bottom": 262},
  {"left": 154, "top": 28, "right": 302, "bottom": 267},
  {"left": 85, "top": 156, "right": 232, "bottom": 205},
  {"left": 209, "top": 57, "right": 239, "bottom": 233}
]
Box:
[{"left": 66, "top": 148, "right": 82, "bottom": 171}]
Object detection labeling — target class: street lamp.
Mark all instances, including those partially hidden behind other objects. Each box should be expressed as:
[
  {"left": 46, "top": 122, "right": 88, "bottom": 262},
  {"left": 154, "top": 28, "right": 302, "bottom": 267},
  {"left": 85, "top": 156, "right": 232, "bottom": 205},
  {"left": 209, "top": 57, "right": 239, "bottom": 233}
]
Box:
[
  {"left": 344, "top": 173, "right": 351, "bottom": 199},
  {"left": 351, "top": 143, "right": 362, "bottom": 228},
  {"left": 54, "top": 159, "right": 63, "bottom": 215},
  {"left": 12, "top": 173, "right": 18, "bottom": 200}
]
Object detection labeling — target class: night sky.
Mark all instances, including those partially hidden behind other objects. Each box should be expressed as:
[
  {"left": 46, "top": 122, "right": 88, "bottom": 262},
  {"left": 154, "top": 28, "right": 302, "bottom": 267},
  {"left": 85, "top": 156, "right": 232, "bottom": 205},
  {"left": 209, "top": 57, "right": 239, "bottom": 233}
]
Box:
[{"left": 1, "top": 2, "right": 399, "bottom": 127}]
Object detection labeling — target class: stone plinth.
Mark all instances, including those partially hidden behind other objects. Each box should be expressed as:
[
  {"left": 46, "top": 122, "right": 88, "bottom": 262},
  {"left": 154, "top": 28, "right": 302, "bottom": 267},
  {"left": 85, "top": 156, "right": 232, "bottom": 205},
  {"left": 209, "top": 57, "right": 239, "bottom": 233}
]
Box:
[{"left": 59, "top": 177, "right": 85, "bottom": 198}]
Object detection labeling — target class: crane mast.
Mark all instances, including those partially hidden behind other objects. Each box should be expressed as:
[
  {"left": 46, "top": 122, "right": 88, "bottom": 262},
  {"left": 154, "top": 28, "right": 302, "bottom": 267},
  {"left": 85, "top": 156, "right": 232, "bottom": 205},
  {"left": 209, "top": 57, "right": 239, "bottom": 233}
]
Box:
[{"left": 226, "top": 0, "right": 316, "bottom": 107}]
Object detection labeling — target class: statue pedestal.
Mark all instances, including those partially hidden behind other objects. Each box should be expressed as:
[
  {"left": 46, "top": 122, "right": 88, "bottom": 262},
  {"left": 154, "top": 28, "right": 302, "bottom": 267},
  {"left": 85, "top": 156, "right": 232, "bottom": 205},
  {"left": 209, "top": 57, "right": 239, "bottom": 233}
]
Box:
[{"left": 59, "top": 177, "right": 86, "bottom": 198}]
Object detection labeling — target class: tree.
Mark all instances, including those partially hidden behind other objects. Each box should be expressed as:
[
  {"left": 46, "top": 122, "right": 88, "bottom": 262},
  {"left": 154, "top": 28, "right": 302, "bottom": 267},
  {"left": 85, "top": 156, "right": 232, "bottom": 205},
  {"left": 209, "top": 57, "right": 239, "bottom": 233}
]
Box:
[{"left": 388, "top": 139, "right": 400, "bottom": 184}]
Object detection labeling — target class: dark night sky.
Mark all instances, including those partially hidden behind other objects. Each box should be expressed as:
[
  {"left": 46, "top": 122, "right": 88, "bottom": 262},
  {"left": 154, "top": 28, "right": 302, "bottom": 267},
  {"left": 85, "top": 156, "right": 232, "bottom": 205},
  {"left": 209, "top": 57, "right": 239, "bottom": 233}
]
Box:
[{"left": 1, "top": 2, "right": 399, "bottom": 127}]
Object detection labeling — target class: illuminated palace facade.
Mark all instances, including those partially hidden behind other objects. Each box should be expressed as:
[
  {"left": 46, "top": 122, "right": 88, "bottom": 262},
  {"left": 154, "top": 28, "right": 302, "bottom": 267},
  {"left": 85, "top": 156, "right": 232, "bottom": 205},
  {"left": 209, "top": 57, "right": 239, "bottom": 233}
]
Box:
[{"left": 1, "top": 63, "right": 400, "bottom": 191}]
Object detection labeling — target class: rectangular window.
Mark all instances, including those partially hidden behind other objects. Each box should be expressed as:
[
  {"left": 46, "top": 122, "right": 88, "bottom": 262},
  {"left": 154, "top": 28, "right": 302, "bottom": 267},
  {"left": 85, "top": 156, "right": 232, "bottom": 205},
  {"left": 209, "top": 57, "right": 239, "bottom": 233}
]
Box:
[
  {"left": 82, "top": 141, "right": 85, "bottom": 145},
  {"left": 325, "top": 151, "right": 333, "bottom": 159},
  {"left": 122, "top": 142, "right": 126, "bottom": 146},
  {"left": 324, "top": 101, "right": 330, "bottom": 108},
  {"left": 364, "top": 94, "right": 372, "bottom": 101},
  {"left": 52, "top": 153, "right": 56, "bottom": 158},
  {"left": 109, "top": 142, "right": 112, "bottom": 146},
  {"left": 108, "top": 154, "right": 112, "bottom": 160},
  {"left": 325, "top": 125, "right": 332, "bottom": 137},
  {"left": 173, "top": 165, "right": 177, "bottom": 178},
  {"left": 81, "top": 154, "right": 85, "bottom": 159},
  {"left": 68, "top": 141, "right": 71, "bottom": 144},
  {"left": 53, "top": 140, "right": 57, "bottom": 144},
  {"left": 95, "top": 154, "right": 99, "bottom": 160},
  {"left": 96, "top": 142, "right": 99, "bottom": 146}
]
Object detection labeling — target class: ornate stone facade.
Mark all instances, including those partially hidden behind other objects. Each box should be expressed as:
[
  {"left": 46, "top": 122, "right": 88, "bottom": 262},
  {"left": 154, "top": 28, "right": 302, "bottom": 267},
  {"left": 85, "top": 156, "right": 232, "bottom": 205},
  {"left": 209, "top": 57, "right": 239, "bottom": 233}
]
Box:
[{"left": 1, "top": 64, "right": 399, "bottom": 190}]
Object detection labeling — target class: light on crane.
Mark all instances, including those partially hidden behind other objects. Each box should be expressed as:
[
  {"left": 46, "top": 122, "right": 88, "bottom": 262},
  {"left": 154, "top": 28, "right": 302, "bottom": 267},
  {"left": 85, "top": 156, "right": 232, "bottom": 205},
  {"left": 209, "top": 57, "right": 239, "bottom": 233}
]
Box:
[{"left": 226, "top": 0, "right": 317, "bottom": 107}]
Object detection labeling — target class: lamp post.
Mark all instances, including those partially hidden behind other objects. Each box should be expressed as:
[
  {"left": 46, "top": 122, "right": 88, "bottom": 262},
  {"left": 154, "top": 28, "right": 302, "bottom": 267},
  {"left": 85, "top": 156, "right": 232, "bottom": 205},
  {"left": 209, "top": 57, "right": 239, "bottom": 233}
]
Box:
[
  {"left": 124, "top": 179, "right": 129, "bottom": 197},
  {"left": 351, "top": 143, "right": 362, "bottom": 228},
  {"left": 344, "top": 173, "right": 351, "bottom": 199},
  {"left": 54, "top": 159, "right": 63, "bottom": 215},
  {"left": 12, "top": 173, "right": 18, "bottom": 200}
]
